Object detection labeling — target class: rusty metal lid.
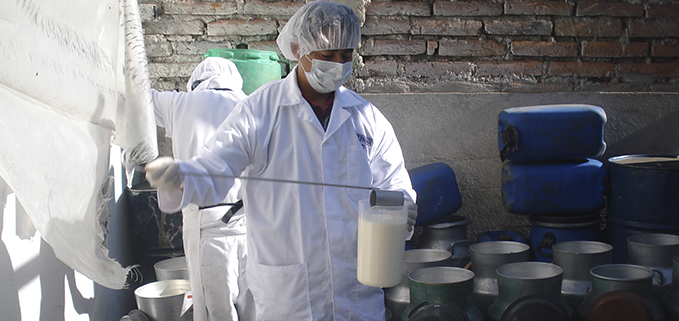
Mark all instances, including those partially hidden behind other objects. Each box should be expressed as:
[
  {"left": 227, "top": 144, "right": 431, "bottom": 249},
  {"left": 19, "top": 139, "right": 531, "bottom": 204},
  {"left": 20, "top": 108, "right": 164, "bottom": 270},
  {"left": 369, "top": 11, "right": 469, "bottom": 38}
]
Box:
[
  {"left": 500, "top": 295, "right": 571, "bottom": 321},
  {"left": 584, "top": 290, "right": 653, "bottom": 321}
]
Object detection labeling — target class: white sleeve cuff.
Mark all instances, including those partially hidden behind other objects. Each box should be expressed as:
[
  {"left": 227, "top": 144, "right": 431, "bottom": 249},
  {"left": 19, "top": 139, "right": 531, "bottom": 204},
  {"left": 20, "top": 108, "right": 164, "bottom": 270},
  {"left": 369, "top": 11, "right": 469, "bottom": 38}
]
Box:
[{"left": 157, "top": 187, "right": 185, "bottom": 213}]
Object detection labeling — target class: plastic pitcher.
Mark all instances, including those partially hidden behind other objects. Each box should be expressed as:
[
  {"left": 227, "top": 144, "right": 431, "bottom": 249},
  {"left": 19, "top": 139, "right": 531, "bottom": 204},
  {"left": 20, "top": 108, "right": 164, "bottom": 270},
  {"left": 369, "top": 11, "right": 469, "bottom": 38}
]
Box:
[{"left": 357, "top": 199, "right": 408, "bottom": 288}]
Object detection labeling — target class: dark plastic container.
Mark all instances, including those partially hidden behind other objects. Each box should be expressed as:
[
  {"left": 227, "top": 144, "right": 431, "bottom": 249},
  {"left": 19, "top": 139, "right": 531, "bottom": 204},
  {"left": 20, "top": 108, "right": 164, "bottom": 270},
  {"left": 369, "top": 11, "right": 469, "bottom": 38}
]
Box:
[
  {"left": 501, "top": 159, "right": 607, "bottom": 216},
  {"left": 498, "top": 104, "right": 606, "bottom": 162},
  {"left": 608, "top": 155, "right": 679, "bottom": 225},
  {"left": 606, "top": 155, "right": 679, "bottom": 263},
  {"left": 408, "top": 162, "right": 462, "bottom": 226},
  {"left": 529, "top": 214, "right": 604, "bottom": 262}
]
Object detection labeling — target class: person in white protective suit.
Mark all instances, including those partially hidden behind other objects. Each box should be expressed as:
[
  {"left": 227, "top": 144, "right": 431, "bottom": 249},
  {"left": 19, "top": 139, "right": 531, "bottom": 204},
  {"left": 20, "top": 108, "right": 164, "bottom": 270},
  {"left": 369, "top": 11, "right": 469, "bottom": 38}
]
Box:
[
  {"left": 144, "top": 1, "right": 417, "bottom": 320},
  {"left": 150, "top": 56, "right": 255, "bottom": 321}
]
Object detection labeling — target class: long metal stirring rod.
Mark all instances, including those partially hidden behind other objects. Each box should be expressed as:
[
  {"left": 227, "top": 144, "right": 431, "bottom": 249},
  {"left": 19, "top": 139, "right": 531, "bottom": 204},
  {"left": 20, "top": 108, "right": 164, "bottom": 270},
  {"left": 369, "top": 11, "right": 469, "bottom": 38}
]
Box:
[
  {"left": 179, "top": 172, "right": 406, "bottom": 206},
  {"left": 138, "top": 166, "right": 404, "bottom": 206},
  {"left": 182, "top": 171, "right": 376, "bottom": 190},
  {"left": 137, "top": 165, "right": 374, "bottom": 190}
]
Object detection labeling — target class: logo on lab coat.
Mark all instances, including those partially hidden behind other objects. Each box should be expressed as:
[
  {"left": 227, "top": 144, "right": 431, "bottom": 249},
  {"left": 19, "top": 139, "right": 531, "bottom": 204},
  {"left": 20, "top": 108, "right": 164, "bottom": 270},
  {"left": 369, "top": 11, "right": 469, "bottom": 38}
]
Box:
[{"left": 356, "top": 133, "right": 373, "bottom": 150}]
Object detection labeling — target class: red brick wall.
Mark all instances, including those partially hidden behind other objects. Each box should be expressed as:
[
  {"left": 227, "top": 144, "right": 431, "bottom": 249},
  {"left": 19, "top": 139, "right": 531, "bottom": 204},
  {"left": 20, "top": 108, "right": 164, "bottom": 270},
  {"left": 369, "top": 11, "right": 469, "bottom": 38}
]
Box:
[{"left": 140, "top": 0, "right": 679, "bottom": 93}]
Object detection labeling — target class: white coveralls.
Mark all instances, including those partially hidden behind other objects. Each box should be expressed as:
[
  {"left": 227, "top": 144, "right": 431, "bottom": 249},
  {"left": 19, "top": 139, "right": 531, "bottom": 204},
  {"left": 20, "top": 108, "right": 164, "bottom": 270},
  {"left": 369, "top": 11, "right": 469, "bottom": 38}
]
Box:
[
  {"left": 157, "top": 66, "right": 416, "bottom": 321},
  {"left": 151, "top": 57, "right": 254, "bottom": 321}
]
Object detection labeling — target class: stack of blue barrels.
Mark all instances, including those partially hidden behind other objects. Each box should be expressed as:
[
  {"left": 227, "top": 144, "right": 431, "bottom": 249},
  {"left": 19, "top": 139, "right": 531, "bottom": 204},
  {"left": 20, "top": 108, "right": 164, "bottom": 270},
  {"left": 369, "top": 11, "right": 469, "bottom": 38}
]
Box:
[{"left": 498, "top": 105, "right": 608, "bottom": 262}]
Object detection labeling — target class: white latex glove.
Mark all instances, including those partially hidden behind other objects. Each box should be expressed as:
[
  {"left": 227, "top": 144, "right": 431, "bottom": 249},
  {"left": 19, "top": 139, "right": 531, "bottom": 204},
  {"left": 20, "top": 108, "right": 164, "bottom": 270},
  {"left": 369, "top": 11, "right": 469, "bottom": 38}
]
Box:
[
  {"left": 145, "top": 157, "right": 184, "bottom": 190},
  {"left": 406, "top": 200, "right": 418, "bottom": 232}
]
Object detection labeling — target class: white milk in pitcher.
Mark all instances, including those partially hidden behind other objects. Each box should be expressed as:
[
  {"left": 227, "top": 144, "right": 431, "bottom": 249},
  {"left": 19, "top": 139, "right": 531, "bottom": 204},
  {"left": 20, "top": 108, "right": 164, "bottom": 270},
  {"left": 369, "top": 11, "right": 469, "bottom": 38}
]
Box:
[{"left": 357, "top": 200, "right": 407, "bottom": 287}]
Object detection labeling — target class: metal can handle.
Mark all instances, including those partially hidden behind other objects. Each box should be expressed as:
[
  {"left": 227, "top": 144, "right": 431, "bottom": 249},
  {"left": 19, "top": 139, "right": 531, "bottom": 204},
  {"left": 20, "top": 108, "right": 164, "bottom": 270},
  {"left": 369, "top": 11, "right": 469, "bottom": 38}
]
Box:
[
  {"left": 651, "top": 268, "right": 666, "bottom": 286},
  {"left": 448, "top": 239, "right": 471, "bottom": 255},
  {"left": 536, "top": 232, "right": 556, "bottom": 259}
]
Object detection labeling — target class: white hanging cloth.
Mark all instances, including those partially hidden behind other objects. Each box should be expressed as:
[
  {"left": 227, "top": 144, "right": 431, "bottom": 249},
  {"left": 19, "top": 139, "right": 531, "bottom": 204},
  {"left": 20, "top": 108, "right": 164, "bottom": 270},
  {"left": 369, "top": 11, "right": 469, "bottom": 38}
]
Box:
[{"left": 0, "top": 0, "right": 157, "bottom": 289}]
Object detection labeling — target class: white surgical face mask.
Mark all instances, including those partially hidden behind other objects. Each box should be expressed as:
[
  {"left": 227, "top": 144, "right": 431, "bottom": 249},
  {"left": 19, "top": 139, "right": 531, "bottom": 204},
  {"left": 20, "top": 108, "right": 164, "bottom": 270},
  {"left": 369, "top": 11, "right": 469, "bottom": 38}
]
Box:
[{"left": 301, "top": 56, "right": 352, "bottom": 93}]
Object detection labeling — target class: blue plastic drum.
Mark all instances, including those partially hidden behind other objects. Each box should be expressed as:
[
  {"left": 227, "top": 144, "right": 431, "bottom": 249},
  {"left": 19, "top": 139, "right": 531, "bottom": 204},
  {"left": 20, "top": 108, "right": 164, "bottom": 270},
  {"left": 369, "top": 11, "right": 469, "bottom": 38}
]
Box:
[
  {"left": 501, "top": 159, "right": 607, "bottom": 216},
  {"left": 498, "top": 104, "right": 606, "bottom": 162},
  {"left": 606, "top": 155, "right": 679, "bottom": 263},
  {"left": 409, "top": 162, "right": 462, "bottom": 226}
]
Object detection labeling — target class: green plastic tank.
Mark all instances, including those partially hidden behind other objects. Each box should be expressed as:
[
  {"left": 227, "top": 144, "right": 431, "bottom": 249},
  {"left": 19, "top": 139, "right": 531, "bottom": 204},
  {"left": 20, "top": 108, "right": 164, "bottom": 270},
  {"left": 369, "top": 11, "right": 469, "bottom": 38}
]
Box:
[{"left": 205, "top": 48, "right": 282, "bottom": 95}]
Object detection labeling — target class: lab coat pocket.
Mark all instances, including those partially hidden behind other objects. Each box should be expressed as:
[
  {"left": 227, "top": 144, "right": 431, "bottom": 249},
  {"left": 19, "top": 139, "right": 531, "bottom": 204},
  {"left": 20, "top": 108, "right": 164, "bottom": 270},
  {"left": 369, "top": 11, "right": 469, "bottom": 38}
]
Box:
[
  {"left": 354, "top": 283, "right": 385, "bottom": 318},
  {"left": 248, "top": 262, "right": 312, "bottom": 321},
  {"left": 346, "top": 145, "right": 372, "bottom": 202}
]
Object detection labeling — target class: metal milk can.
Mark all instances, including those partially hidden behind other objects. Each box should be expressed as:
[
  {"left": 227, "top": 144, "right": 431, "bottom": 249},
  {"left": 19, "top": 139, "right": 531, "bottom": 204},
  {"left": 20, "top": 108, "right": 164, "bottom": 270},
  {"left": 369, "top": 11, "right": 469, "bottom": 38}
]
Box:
[
  {"left": 487, "top": 262, "right": 572, "bottom": 321},
  {"left": 414, "top": 215, "right": 470, "bottom": 267},
  {"left": 627, "top": 233, "right": 679, "bottom": 299},
  {"left": 401, "top": 266, "right": 483, "bottom": 321},
  {"left": 552, "top": 240, "right": 613, "bottom": 310},
  {"left": 384, "top": 249, "right": 452, "bottom": 321},
  {"left": 577, "top": 264, "right": 666, "bottom": 321},
  {"left": 469, "top": 241, "right": 530, "bottom": 315}
]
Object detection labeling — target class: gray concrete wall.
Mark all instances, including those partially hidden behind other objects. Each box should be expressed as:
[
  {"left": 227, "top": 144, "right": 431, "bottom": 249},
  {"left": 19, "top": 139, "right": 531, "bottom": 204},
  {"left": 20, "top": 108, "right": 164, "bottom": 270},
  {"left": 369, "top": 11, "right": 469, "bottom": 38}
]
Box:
[{"left": 363, "top": 92, "right": 679, "bottom": 239}]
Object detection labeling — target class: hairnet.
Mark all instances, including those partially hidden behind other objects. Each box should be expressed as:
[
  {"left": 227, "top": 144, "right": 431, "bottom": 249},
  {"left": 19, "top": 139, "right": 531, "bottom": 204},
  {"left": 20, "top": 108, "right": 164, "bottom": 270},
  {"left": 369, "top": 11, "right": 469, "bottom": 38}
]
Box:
[
  {"left": 276, "top": 1, "right": 360, "bottom": 61},
  {"left": 187, "top": 57, "right": 244, "bottom": 92}
]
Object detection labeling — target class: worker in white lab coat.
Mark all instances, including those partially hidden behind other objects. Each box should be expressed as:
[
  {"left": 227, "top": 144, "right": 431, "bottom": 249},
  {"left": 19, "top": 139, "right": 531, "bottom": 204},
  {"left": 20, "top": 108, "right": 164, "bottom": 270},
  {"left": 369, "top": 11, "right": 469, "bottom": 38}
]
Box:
[
  {"left": 151, "top": 56, "right": 254, "bottom": 321},
  {"left": 145, "top": 2, "right": 417, "bottom": 320}
]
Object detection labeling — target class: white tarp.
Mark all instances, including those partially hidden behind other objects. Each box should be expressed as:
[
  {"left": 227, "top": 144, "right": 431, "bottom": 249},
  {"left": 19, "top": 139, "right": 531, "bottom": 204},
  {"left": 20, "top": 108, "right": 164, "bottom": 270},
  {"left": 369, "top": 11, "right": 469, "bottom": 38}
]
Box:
[{"left": 0, "top": 0, "right": 157, "bottom": 289}]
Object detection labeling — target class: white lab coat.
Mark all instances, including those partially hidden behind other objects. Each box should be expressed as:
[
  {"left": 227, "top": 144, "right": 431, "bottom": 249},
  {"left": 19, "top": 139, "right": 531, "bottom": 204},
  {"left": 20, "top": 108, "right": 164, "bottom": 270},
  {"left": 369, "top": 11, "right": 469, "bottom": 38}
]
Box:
[
  {"left": 152, "top": 82, "right": 254, "bottom": 321},
  {"left": 158, "top": 66, "right": 416, "bottom": 321}
]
